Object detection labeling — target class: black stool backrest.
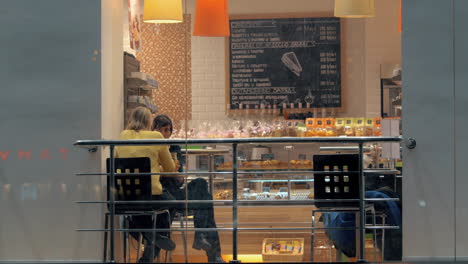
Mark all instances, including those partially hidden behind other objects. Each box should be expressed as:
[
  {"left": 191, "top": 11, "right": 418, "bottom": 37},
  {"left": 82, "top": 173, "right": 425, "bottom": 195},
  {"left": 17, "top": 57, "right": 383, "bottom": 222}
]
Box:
[
  {"left": 313, "top": 154, "right": 359, "bottom": 208},
  {"left": 106, "top": 157, "right": 152, "bottom": 212}
]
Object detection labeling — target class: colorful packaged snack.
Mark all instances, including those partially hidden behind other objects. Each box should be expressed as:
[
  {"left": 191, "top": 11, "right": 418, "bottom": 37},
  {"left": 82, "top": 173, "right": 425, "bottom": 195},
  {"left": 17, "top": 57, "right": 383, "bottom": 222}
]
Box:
[
  {"left": 365, "top": 118, "right": 374, "bottom": 136},
  {"left": 324, "top": 118, "right": 336, "bottom": 137},
  {"left": 295, "top": 122, "right": 307, "bottom": 137},
  {"left": 344, "top": 118, "right": 355, "bottom": 136},
  {"left": 305, "top": 118, "right": 316, "bottom": 137},
  {"left": 374, "top": 117, "right": 382, "bottom": 136},
  {"left": 314, "top": 118, "right": 326, "bottom": 137},
  {"left": 335, "top": 118, "right": 345, "bottom": 136},
  {"left": 354, "top": 118, "right": 365, "bottom": 136}
]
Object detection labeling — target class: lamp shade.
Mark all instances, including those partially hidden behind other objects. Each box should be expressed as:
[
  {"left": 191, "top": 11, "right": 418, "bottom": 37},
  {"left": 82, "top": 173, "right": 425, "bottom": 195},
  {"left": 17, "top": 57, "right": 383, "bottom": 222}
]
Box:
[
  {"left": 143, "top": 0, "right": 183, "bottom": 23},
  {"left": 334, "top": 0, "right": 375, "bottom": 18},
  {"left": 193, "top": 0, "right": 230, "bottom": 37}
]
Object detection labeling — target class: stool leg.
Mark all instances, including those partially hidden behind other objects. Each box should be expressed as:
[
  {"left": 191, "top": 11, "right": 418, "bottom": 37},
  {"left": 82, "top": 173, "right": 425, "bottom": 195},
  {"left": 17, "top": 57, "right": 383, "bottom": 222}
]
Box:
[
  {"left": 103, "top": 213, "right": 109, "bottom": 262},
  {"left": 153, "top": 212, "right": 158, "bottom": 262},
  {"left": 382, "top": 216, "right": 386, "bottom": 260},
  {"left": 166, "top": 211, "right": 172, "bottom": 263},
  {"left": 180, "top": 216, "right": 188, "bottom": 263},
  {"left": 122, "top": 216, "right": 127, "bottom": 263},
  {"left": 310, "top": 211, "right": 316, "bottom": 262},
  {"left": 371, "top": 209, "right": 377, "bottom": 261}
]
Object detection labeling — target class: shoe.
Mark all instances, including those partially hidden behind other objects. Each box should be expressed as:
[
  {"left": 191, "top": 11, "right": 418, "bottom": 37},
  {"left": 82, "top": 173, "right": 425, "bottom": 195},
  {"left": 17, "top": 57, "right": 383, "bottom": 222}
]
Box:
[
  {"left": 208, "top": 254, "right": 226, "bottom": 263},
  {"left": 154, "top": 234, "right": 176, "bottom": 251},
  {"left": 193, "top": 235, "right": 212, "bottom": 251},
  {"left": 138, "top": 243, "right": 154, "bottom": 263},
  {"left": 137, "top": 257, "right": 151, "bottom": 263}
]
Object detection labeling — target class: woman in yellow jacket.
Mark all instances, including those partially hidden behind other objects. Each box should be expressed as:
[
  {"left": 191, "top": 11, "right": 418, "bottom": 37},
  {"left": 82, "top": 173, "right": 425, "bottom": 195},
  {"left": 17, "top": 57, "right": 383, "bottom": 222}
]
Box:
[{"left": 115, "top": 107, "right": 177, "bottom": 263}]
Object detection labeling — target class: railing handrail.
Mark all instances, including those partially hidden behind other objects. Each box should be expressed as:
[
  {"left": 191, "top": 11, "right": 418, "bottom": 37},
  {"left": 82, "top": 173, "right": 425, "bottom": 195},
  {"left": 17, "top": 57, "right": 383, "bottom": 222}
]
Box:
[
  {"left": 74, "top": 136, "right": 403, "bottom": 262},
  {"left": 74, "top": 136, "right": 403, "bottom": 147}
]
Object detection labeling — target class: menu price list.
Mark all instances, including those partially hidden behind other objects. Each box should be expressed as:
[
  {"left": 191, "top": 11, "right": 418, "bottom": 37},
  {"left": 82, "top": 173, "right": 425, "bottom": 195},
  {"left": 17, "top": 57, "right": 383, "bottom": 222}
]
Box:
[{"left": 229, "top": 18, "right": 341, "bottom": 110}]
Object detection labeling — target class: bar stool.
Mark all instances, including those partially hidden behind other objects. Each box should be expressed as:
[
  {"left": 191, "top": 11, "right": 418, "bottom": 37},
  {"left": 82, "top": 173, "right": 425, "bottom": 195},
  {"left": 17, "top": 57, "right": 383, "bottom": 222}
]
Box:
[
  {"left": 311, "top": 154, "right": 382, "bottom": 261},
  {"left": 172, "top": 211, "right": 194, "bottom": 263},
  {"left": 104, "top": 157, "right": 174, "bottom": 263},
  {"left": 310, "top": 205, "right": 381, "bottom": 262},
  {"left": 134, "top": 209, "right": 172, "bottom": 263},
  {"left": 104, "top": 209, "right": 172, "bottom": 263}
]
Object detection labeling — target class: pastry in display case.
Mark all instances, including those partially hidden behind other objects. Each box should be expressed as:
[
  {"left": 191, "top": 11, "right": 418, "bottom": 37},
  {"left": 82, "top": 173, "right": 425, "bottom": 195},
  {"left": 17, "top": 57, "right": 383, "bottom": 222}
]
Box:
[{"left": 217, "top": 159, "right": 312, "bottom": 170}]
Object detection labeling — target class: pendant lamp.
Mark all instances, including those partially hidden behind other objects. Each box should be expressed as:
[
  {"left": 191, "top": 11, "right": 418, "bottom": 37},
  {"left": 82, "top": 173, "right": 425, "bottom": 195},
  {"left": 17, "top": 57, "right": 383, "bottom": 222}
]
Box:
[
  {"left": 143, "top": 0, "right": 183, "bottom": 23},
  {"left": 193, "top": 0, "right": 230, "bottom": 37},
  {"left": 334, "top": 0, "right": 375, "bottom": 18}
]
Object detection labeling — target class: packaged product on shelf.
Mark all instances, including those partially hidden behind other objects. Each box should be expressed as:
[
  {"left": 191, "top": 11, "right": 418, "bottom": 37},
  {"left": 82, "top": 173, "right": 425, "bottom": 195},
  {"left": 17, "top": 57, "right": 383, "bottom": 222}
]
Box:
[
  {"left": 279, "top": 241, "right": 287, "bottom": 251},
  {"left": 365, "top": 118, "right": 374, "bottom": 136},
  {"left": 315, "top": 118, "right": 326, "bottom": 137},
  {"left": 374, "top": 117, "right": 382, "bottom": 136},
  {"left": 305, "top": 118, "right": 316, "bottom": 137},
  {"left": 354, "top": 118, "right": 366, "bottom": 136},
  {"left": 242, "top": 188, "right": 251, "bottom": 200},
  {"left": 335, "top": 118, "right": 345, "bottom": 136},
  {"left": 272, "top": 243, "right": 281, "bottom": 253},
  {"left": 324, "top": 118, "right": 336, "bottom": 137},
  {"left": 293, "top": 245, "right": 302, "bottom": 254},
  {"left": 286, "top": 120, "right": 297, "bottom": 137},
  {"left": 344, "top": 118, "right": 355, "bottom": 136},
  {"left": 295, "top": 122, "right": 307, "bottom": 137},
  {"left": 265, "top": 243, "right": 273, "bottom": 253}
]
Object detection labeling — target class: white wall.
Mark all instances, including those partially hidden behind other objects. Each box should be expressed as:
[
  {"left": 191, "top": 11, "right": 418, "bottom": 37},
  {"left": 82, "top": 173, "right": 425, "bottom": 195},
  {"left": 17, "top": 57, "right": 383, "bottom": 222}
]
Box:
[
  {"left": 364, "top": 0, "right": 402, "bottom": 117},
  {"left": 102, "top": 0, "right": 125, "bottom": 141}
]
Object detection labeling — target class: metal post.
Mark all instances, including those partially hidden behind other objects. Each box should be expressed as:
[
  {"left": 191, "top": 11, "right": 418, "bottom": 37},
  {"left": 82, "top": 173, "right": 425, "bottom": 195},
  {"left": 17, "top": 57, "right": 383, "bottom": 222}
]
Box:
[
  {"left": 232, "top": 143, "right": 239, "bottom": 262},
  {"left": 209, "top": 154, "right": 214, "bottom": 193},
  {"left": 286, "top": 146, "right": 292, "bottom": 200},
  {"left": 358, "top": 143, "right": 366, "bottom": 262},
  {"left": 310, "top": 211, "right": 316, "bottom": 261},
  {"left": 109, "top": 145, "right": 116, "bottom": 263}
]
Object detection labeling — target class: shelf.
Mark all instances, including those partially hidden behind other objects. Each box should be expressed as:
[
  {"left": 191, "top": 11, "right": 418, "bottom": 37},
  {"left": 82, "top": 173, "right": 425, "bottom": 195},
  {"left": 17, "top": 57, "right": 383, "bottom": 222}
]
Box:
[
  {"left": 127, "top": 72, "right": 158, "bottom": 90},
  {"left": 127, "top": 102, "right": 147, "bottom": 109},
  {"left": 181, "top": 148, "right": 231, "bottom": 155}
]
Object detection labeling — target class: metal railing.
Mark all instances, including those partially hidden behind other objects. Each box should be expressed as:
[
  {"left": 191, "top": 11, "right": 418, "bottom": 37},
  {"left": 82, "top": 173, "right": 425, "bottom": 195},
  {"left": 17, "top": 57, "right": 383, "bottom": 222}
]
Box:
[{"left": 74, "top": 136, "right": 403, "bottom": 263}]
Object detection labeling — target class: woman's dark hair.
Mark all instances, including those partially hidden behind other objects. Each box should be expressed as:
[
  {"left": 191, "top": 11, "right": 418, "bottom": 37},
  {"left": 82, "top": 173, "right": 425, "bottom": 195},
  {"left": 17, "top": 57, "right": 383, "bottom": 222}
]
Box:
[{"left": 152, "top": 115, "right": 173, "bottom": 132}]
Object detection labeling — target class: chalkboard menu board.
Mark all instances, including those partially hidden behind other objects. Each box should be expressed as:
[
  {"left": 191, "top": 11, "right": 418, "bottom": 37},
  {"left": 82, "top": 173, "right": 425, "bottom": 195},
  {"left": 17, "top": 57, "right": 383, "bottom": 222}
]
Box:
[{"left": 229, "top": 17, "right": 341, "bottom": 110}]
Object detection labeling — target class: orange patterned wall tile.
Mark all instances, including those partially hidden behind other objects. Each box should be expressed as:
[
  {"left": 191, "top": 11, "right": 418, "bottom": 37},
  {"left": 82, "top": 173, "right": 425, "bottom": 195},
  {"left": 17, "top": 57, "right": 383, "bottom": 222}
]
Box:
[{"left": 137, "top": 14, "right": 192, "bottom": 129}]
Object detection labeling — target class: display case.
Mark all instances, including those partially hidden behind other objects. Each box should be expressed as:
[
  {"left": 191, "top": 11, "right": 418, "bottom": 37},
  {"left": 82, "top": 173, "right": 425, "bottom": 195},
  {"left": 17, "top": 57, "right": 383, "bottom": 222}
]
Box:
[{"left": 181, "top": 143, "right": 400, "bottom": 203}]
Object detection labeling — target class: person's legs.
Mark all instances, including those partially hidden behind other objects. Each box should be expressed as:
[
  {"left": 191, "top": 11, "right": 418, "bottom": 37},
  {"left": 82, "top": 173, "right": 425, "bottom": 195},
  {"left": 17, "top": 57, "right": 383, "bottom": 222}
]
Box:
[
  {"left": 187, "top": 178, "right": 223, "bottom": 262},
  {"left": 134, "top": 191, "right": 177, "bottom": 263}
]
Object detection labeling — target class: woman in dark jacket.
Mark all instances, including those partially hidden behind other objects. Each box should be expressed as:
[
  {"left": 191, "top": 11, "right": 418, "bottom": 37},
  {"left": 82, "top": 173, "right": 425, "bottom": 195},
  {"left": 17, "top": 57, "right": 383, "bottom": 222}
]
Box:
[{"left": 152, "top": 115, "right": 224, "bottom": 263}]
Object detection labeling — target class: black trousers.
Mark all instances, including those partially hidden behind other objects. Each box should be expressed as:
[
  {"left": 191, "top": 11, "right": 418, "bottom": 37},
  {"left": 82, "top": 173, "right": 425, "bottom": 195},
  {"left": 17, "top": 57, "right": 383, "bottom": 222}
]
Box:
[{"left": 130, "top": 178, "right": 221, "bottom": 254}]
